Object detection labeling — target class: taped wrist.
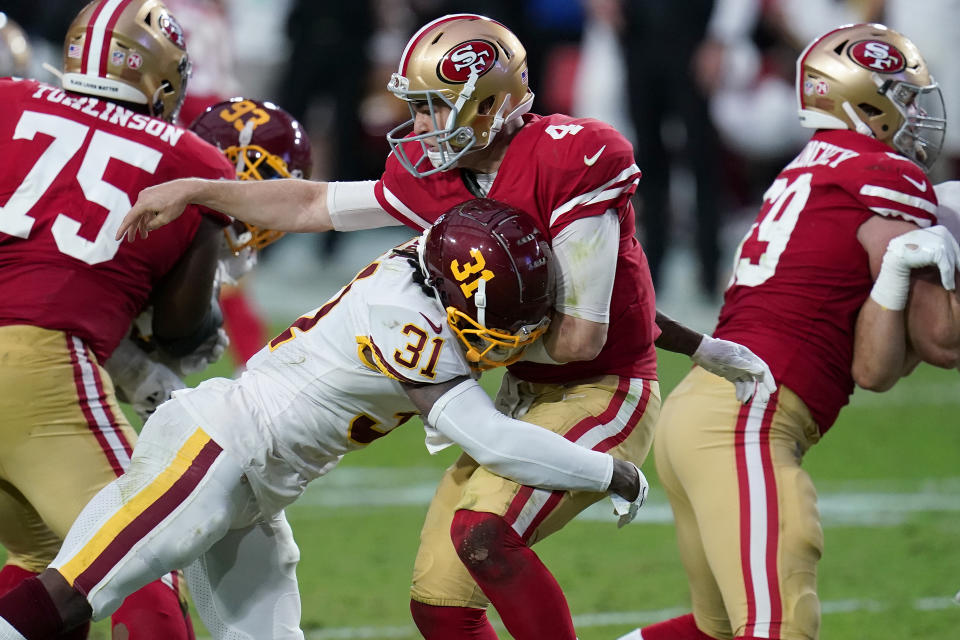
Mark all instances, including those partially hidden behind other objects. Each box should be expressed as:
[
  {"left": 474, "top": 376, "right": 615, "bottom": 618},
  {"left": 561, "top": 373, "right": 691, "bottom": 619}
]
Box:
[
  {"left": 155, "top": 302, "right": 223, "bottom": 357},
  {"left": 870, "top": 251, "right": 912, "bottom": 311}
]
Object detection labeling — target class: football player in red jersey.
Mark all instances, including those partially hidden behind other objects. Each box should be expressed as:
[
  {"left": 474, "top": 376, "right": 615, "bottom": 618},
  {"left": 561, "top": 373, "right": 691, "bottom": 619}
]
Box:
[
  {"left": 615, "top": 24, "right": 960, "bottom": 640},
  {"left": 115, "top": 14, "right": 773, "bottom": 640},
  {"left": 0, "top": 1, "right": 235, "bottom": 638}
]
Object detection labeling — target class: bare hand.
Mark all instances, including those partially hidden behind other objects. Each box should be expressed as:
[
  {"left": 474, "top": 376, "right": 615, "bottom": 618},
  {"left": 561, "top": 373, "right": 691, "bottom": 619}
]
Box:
[{"left": 116, "top": 179, "right": 195, "bottom": 242}]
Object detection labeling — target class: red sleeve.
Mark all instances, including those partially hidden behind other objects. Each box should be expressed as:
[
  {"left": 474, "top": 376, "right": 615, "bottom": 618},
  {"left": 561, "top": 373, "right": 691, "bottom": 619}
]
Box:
[
  {"left": 847, "top": 152, "right": 938, "bottom": 227},
  {"left": 536, "top": 119, "right": 641, "bottom": 234}
]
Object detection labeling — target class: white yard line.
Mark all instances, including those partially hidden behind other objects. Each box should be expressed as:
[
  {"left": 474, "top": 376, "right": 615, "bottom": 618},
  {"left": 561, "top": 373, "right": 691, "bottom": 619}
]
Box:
[
  {"left": 193, "top": 597, "right": 958, "bottom": 639},
  {"left": 290, "top": 469, "right": 960, "bottom": 527}
]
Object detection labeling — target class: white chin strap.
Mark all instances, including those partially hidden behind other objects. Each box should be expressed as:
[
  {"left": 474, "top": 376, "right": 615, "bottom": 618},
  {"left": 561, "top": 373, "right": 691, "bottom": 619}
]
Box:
[
  {"left": 475, "top": 277, "right": 487, "bottom": 327},
  {"left": 842, "top": 101, "right": 874, "bottom": 137},
  {"left": 235, "top": 119, "right": 256, "bottom": 173}
]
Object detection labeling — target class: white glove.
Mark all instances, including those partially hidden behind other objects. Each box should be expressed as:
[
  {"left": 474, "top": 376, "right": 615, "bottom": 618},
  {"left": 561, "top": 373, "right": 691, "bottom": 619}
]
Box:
[
  {"left": 105, "top": 338, "right": 185, "bottom": 421},
  {"left": 871, "top": 225, "right": 960, "bottom": 310},
  {"left": 610, "top": 462, "right": 648, "bottom": 528},
  {"left": 692, "top": 335, "right": 777, "bottom": 403},
  {"left": 168, "top": 327, "right": 229, "bottom": 377},
  {"left": 217, "top": 246, "right": 258, "bottom": 287}
]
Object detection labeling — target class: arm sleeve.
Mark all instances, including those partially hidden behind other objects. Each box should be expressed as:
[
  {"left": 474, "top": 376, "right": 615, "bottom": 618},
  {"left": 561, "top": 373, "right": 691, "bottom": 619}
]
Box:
[
  {"left": 326, "top": 181, "right": 403, "bottom": 231},
  {"left": 427, "top": 379, "right": 614, "bottom": 492},
  {"left": 934, "top": 181, "right": 960, "bottom": 241},
  {"left": 551, "top": 210, "right": 618, "bottom": 322}
]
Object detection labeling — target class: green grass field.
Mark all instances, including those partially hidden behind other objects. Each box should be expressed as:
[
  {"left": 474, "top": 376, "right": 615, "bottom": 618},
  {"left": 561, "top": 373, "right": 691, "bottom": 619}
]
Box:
[{"left": 4, "top": 349, "right": 958, "bottom": 639}]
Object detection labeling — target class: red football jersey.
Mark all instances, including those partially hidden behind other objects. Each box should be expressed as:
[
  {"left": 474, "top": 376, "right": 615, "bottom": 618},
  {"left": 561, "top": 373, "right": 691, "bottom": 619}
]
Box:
[
  {"left": 714, "top": 129, "right": 938, "bottom": 432},
  {"left": 0, "top": 78, "right": 235, "bottom": 362},
  {"left": 375, "top": 113, "right": 658, "bottom": 382}
]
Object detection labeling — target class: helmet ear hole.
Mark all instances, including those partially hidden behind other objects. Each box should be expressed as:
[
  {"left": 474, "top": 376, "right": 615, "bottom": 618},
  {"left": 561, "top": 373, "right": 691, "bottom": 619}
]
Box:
[{"left": 478, "top": 96, "right": 495, "bottom": 115}]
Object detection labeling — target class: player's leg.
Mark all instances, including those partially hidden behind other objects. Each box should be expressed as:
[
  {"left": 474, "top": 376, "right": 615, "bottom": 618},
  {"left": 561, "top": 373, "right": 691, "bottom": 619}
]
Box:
[
  {"left": 0, "top": 399, "right": 257, "bottom": 638},
  {"left": 639, "top": 368, "right": 823, "bottom": 640},
  {"left": 185, "top": 511, "right": 304, "bottom": 639},
  {"left": 0, "top": 326, "right": 195, "bottom": 639},
  {"left": 622, "top": 369, "right": 733, "bottom": 640},
  {"left": 411, "top": 374, "right": 659, "bottom": 640},
  {"left": 410, "top": 455, "right": 498, "bottom": 640},
  {"left": 0, "top": 490, "right": 91, "bottom": 640}
]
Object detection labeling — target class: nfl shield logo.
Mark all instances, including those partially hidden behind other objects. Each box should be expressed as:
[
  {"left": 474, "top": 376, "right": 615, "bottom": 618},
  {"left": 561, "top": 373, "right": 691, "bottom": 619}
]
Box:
[{"left": 111, "top": 50, "right": 126, "bottom": 66}]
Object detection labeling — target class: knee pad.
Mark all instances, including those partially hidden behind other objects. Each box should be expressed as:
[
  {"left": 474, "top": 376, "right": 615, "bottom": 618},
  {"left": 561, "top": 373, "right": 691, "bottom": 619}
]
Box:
[{"left": 450, "top": 510, "right": 522, "bottom": 580}]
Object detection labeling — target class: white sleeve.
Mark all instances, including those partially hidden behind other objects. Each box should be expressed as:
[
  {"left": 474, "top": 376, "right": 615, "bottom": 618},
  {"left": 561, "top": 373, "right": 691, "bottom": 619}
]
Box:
[
  {"left": 551, "top": 210, "right": 619, "bottom": 323},
  {"left": 426, "top": 379, "right": 614, "bottom": 492},
  {"left": 326, "top": 181, "right": 403, "bottom": 231},
  {"left": 934, "top": 181, "right": 960, "bottom": 242}
]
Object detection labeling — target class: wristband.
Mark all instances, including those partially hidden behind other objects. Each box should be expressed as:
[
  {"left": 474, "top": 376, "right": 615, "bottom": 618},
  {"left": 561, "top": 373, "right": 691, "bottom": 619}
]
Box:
[{"left": 869, "top": 251, "right": 911, "bottom": 311}]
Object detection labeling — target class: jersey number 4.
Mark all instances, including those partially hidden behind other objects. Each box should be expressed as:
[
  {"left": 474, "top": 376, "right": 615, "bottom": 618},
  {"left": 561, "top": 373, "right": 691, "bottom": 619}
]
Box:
[
  {"left": 730, "top": 173, "right": 812, "bottom": 287},
  {"left": 0, "top": 110, "right": 161, "bottom": 265}
]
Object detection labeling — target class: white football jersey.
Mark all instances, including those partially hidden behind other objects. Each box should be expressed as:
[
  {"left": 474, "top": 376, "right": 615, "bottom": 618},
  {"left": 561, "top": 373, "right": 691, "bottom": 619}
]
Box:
[{"left": 172, "top": 242, "right": 472, "bottom": 516}]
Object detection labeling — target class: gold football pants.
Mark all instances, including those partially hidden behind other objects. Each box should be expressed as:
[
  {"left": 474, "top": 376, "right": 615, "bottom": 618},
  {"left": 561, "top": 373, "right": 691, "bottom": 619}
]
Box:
[
  {"left": 655, "top": 366, "right": 823, "bottom": 640},
  {"left": 411, "top": 373, "right": 660, "bottom": 608},
  {"left": 0, "top": 325, "right": 136, "bottom": 573}
]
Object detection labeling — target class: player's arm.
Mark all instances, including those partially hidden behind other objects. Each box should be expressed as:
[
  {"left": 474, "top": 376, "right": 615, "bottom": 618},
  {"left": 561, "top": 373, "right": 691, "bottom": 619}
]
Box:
[
  {"left": 119, "top": 177, "right": 332, "bottom": 240},
  {"left": 522, "top": 213, "right": 617, "bottom": 363},
  {"left": 403, "top": 377, "right": 644, "bottom": 501},
  {"left": 149, "top": 216, "right": 222, "bottom": 351},
  {"left": 118, "top": 179, "right": 400, "bottom": 241},
  {"left": 655, "top": 310, "right": 776, "bottom": 403},
  {"left": 853, "top": 218, "right": 960, "bottom": 390}
]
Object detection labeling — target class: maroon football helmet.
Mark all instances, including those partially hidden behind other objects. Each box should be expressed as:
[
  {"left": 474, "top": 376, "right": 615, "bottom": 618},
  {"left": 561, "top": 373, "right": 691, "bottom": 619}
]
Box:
[
  {"left": 190, "top": 98, "right": 312, "bottom": 253},
  {"left": 419, "top": 198, "right": 555, "bottom": 370}
]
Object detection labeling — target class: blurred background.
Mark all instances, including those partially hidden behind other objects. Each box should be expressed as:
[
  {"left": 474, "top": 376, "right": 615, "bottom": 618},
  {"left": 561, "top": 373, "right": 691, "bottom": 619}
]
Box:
[{"left": 4, "top": 0, "right": 958, "bottom": 336}]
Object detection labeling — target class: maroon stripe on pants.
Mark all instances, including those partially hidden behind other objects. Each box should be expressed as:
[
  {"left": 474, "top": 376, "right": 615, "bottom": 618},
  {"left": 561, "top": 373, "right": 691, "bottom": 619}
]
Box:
[{"left": 73, "top": 439, "right": 223, "bottom": 595}]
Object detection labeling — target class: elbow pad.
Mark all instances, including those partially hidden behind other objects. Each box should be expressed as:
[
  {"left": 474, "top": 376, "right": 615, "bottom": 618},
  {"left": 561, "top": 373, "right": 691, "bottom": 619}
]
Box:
[{"left": 427, "top": 380, "right": 613, "bottom": 492}]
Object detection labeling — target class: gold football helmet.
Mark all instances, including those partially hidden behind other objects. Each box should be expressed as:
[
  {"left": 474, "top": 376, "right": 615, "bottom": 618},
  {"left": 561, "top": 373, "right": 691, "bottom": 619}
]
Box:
[
  {"left": 386, "top": 14, "right": 534, "bottom": 177},
  {"left": 0, "top": 13, "right": 31, "bottom": 77},
  {"left": 62, "top": 0, "right": 190, "bottom": 123},
  {"left": 797, "top": 23, "right": 945, "bottom": 172}
]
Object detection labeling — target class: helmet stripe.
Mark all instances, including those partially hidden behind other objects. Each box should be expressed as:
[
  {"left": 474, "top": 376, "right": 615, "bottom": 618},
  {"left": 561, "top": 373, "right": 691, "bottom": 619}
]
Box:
[
  {"left": 81, "top": 0, "right": 110, "bottom": 74},
  {"left": 82, "top": 0, "right": 129, "bottom": 76},
  {"left": 399, "top": 13, "right": 497, "bottom": 75},
  {"left": 99, "top": 0, "right": 134, "bottom": 78}
]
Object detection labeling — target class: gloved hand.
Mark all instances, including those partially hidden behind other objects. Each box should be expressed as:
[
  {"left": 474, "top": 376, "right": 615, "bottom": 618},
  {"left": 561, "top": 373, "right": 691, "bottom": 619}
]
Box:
[
  {"left": 217, "top": 244, "right": 258, "bottom": 287},
  {"left": 105, "top": 338, "right": 185, "bottom": 421},
  {"left": 871, "top": 225, "right": 960, "bottom": 310},
  {"left": 167, "top": 327, "right": 230, "bottom": 377},
  {"left": 609, "top": 460, "right": 649, "bottom": 528},
  {"left": 128, "top": 361, "right": 185, "bottom": 421},
  {"left": 692, "top": 335, "right": 777, "bottom": 403}
]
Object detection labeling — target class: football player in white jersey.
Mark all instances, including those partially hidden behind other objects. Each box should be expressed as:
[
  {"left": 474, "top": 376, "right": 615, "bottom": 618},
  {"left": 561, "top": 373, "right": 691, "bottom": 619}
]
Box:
[{"left": 0, "top": 200, "right": 647, "bottom": 640}]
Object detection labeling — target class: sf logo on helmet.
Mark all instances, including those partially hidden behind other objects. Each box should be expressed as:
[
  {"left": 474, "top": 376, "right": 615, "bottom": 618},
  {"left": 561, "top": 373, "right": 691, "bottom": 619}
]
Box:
[
  {"left": 158, "top": 12, "right": 186, "bottom": 50},
  {"left": 849, "top": 40, "right": 906, "bottom": 73},
  {"left": 438, "top": 40, "right": 498, "bottom": 83},
  {"left": 450, "top": 249, "right": 494, "bottom": 298}
]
